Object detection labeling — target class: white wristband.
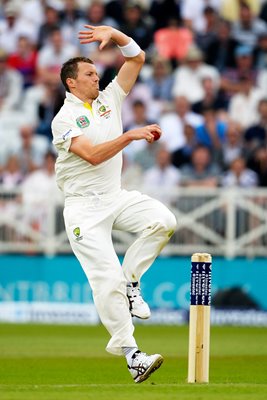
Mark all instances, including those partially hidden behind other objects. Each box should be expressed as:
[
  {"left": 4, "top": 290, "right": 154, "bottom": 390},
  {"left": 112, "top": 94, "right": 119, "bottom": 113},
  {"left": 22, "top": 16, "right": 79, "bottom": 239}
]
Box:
[{"left": 118, "top": 38, "right": 141, "bottom": 57}]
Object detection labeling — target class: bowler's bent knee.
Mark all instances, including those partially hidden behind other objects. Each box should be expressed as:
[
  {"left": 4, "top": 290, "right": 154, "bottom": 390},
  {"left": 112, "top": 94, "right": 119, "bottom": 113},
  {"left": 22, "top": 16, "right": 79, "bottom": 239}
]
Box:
[{"left": 156, "top": 208, "right": 177, "bottom": 238}]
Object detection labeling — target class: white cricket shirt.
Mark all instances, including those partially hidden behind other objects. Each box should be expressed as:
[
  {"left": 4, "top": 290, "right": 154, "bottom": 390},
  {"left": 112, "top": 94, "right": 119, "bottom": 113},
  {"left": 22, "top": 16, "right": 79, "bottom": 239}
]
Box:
[{"left": 52, "top": 78, "right": 127, "bottom": 197}]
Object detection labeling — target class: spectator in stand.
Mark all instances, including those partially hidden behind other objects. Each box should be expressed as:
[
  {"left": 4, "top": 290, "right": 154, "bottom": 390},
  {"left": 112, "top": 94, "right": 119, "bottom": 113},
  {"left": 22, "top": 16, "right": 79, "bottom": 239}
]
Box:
[
  {"left": 123, "top": 100, "right": 154, "bottom": 164},
  {"left": 220, "top": 0, "right": 260, "bottom": 23},
  {"left": 171, "top": 124, "right": 198, "bottom": 168},
  {"left": 205, "top": 19, "right": 239, "bottom": 72},
  {"left": 37, "top": 5, "right": 61, "bottom": 49},
  {"left": 244, "top": 98, "right": 267, "bottom": 152},
  {"left": 105, "top": 0, "right": 126, "bottom": 26},
  {"left": 59, "top": 0, "right": 85, "bottom": 46},
  {"left": 248, "top": 147, "right": 267, "bottom": 187},
  {"left": 180, "top": 145, "right": 221, "bottom": 187},
  {"left": 254, "top": 32, "right": 267, "bottom": 70},
  {"left": 22, "top": 76, "right": 64, "bottom": 141},
  {"left": 0, "top": 1, "right": 37, "bottom": 54},
  {"left": 0, "top": 48, "right": 23, "bottom": 114},
  {"left": 7, "top": 35, "right": 37, "bottom": 88},
  {"left": 255, "top": 33, "right": 267, "bottom": 93},
  {"left": 221, "top": 44, "right": 258, "bottom": 96},
  {"left": 229, "top": 76, "right": 264, "bottom": 129},
  {"left": 12, "top": 124, "right": 49, "bottom": 176},
  {"left": 172, "top": 44, "right": 220, "bottom": 104},
  {"left": 192, "top": 76, "right": 228, "bottom": 116},
  {"left": 159, "top": 95, "right": 203, "bottom": 154},
  {"left": 134, "top": 140, "right": 160, "bottom": 172},
  {"left": 257, "top": 68, "right": 267, "bottom": 94},
  {"left": 144, "top": 55, "right": 174, "bottom": 102},
  {"left": 61, "top": 0, "right": 85, "bottom": 22},
  {"left": 20, "top": 150, "right": 62, "bottom": 234},
  {"left": 123, "top": 135, "right": 162, "bottom": 191},
  {"left": 0, "top": 153, "right": 23, "bottom": 221},
  {"left": 221, "top": 156, "right": 258, "bottom": 187},
  {"left": 142, "top": 145, "right": 181, "bottom": 206},
  {"left": 149, "top": 0, "right": 181, "bottom": 31},
  {"left": 37, "top": 26, "right": 78, "bottom": 85},
  {"left": 195, "top": 6, "right": 219, "bottom": 53},
  {"left": 120, "top": 2, "right": 153, "bottom": 51},
  {"left": 17, "top": 0, "right": 45, "bottom": 33},
  {"left": 195, "top": 107, "right": 227, "bottom": 156},
  {"left": 122, "top": 78, "right": 161, "bottom": 128},
  {"left": 231, "top": 1, "right": 267, "bottom": 48},
  {"left": 180, "top": 0, "right": 221, "bottom": 33},
  {"left": 0, "top": 155, "right": 23, "bottom": 189},
  {"left": 220, "top": 121, "right": 246, "bottom": 169},
  {"left": 153, "top": 17, "right": 193, "bottom": 64},
  {"left": 78, "top": 0, "right": 118, "bottom": 56},
  {"left": 83, "top": 0, "right": 118, "bottom": 28}
]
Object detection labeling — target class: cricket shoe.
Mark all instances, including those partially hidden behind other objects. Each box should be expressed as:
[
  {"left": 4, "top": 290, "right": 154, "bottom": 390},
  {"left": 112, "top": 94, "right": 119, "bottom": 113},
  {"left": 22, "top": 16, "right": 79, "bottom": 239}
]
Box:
[
  {"left": 127, "top": 282, "right": 151, "bottom": 319},
  {"left": 128, "top": 351, "right": 164, "bottom": 383}
]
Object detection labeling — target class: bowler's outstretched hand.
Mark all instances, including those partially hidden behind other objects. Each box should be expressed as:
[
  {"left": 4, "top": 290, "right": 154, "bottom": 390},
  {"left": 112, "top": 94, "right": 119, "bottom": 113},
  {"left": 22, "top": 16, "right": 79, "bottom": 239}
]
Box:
[{"left": 79, "top": 25, "right": 113, "bottom": 50}]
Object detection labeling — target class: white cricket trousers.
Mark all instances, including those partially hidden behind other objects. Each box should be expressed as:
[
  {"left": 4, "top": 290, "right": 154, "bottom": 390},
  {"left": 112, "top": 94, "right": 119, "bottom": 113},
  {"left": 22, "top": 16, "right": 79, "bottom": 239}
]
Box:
[{"left": 64, "top": 189, "right": 177, "bottom": 355}]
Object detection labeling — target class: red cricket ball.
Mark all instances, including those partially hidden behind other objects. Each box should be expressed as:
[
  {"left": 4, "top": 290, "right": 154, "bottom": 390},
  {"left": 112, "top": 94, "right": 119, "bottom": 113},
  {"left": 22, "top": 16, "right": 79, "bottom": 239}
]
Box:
[{"left": 152, "top": 131, "right": 160, "bottom": 141}]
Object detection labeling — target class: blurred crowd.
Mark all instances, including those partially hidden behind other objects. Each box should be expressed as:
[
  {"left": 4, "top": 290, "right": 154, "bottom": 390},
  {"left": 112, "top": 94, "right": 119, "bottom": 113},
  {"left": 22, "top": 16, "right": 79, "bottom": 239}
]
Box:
[{"left": 0, "top": 0, "right": 267, "bottom": 211}]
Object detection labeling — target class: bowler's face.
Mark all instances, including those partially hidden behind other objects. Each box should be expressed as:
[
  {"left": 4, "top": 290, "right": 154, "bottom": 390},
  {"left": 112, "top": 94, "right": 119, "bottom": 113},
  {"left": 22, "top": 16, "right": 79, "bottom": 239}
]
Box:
[{"left": 73, "top": 62, "right": 100, "bottom": 101}]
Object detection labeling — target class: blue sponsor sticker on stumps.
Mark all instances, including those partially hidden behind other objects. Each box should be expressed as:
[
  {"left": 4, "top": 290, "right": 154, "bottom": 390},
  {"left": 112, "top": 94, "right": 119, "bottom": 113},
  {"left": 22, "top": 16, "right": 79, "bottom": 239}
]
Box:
[{"left": 190, "top": 262, "right": 212, "bottom": 306}]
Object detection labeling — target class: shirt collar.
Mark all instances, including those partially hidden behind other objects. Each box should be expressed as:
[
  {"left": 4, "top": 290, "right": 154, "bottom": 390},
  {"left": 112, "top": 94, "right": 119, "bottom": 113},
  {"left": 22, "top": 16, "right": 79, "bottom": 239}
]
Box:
[
  {"left": 65, "top": 92, "right": 84, "bottom": 104},
  {"left": 65, "top": 92, "right": 95, "bottom": 112}
]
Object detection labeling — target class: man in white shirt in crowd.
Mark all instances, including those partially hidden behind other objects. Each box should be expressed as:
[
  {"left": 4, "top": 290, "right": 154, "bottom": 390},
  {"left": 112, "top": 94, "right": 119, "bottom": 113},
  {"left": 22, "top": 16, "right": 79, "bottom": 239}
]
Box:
[
  {"left": 143, "top": 145, "right": 181, "bottom": 206},
  {"left": 21, "top": 150, "right": 62, "bottom": 234},
  {"left": 37, "top": 26, "right": 78, "bottom": 85},
  {"left": 172, "top": 44, "right": 219, "bottom": 104},
  {"left": 159, "top": 95, "right": 203, "bottom": 154}
]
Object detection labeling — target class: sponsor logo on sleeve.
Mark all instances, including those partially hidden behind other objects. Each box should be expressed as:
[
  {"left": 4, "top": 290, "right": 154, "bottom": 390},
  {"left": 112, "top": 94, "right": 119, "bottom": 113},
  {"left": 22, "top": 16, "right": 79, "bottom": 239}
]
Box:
[{"left": 62, "top": 129, "right": 72, "bottom": 141}]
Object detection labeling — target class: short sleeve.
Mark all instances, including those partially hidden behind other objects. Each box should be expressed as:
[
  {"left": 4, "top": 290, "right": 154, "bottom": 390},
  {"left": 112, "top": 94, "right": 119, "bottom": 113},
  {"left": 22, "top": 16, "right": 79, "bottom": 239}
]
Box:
[{"left": 52, "top": 116, "right": 84, "bottom": 152}]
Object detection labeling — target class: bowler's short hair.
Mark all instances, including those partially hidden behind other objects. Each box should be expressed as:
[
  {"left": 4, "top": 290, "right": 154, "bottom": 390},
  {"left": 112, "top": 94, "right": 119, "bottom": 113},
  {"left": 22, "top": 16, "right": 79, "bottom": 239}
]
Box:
[{"left": 60, "top": 57, "right": 94, "bottom": 92}]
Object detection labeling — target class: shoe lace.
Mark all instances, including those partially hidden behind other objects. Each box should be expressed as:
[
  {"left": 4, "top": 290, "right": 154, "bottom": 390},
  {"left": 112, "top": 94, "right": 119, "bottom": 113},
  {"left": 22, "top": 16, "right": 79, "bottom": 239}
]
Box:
[
  {"left": 127, "top": 285, "right": 145, "bottom": 305},
  {"left": 130, "top": 352, "right": 150, "bottom": 371}
]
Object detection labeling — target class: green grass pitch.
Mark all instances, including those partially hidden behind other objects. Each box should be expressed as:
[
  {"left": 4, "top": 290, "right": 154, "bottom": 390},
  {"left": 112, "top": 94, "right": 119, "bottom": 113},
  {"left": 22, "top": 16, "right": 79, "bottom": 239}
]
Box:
[{"left": 0, "top": 323, "right": 266, "bottom": 400}]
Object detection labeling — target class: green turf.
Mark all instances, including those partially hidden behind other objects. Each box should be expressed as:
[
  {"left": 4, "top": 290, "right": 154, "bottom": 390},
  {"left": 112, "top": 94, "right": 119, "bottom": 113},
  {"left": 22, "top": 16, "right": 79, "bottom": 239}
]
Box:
[{"left": 0, "top": 324, "right": 266, "bottom": 400}]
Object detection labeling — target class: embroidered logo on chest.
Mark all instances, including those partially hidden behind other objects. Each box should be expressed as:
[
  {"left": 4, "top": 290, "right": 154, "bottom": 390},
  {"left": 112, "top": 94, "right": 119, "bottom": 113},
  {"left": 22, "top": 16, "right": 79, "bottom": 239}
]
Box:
[
  {"left": 98, "top": 104, "right": 111, "bottom": 119},
  {"left": 76, "top": 115, "right": 90, "bottom": 128},
  {"left": 73, "top": 226, "right": 83, "bottom": 241}
]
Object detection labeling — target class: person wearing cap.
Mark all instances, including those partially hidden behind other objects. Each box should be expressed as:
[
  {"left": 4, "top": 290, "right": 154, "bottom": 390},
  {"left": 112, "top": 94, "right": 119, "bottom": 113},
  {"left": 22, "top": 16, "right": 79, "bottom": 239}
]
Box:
[
  {"left": 0, "top": 2, "right": 37, "bottom": 54},
  {"left": 172, "top": 44, "right": 219, "bottom": 104},
  {"left": 221, "top": 44, "right": 258, "bottom": 96}
]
